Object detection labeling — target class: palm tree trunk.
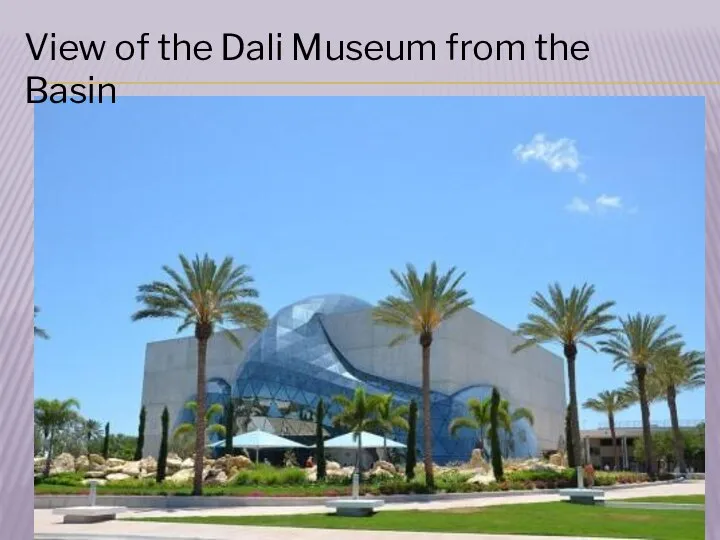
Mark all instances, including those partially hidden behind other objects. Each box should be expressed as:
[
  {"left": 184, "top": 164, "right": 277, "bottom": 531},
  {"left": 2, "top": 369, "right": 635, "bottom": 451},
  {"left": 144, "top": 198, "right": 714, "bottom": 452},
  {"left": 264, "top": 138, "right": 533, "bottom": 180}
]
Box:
[
  {"left": 564, "top": 345, "right": 583, "bottom": 467},
  {"left": 609, "top": 412, "right": 619, "bottom": 470},
  {"left": 421, "top": 341, "right": 434, "bottom": 489},
  {"left": 667, "top": 385, "right": 686, "bottom": 474},
  {"left": 383, "top": 435, "right": 387, "bottom": 460},
  {"left": 193, "top": 336, "right": 209, "bottom": 496},
  {"left": 43, "top": 430, "right": 54, "bottom": 477},
  {"left": 636, "top": 367, "right": 655, "bottom": 478}
]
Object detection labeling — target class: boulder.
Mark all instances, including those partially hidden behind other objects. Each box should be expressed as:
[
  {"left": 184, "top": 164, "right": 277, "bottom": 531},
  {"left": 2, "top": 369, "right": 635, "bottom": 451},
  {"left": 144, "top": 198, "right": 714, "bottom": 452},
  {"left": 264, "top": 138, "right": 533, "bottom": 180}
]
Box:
[
  {"left": 466, "top": 472, "right": 495, "bottom": 485},
  {"left": 88, "top": 454, "right": 105, "bottom": 466},
  {"left": 204, "top": 469, "right": 228, "bottom": 486},
  {"left": 548, "top": 453, "right": 563, "bottom": 467},
  {"left": 212, "top": 455, "right": 252, "bottom": 474},
  {"left": 121, "top": 461, "right": 141, "bottom": 477},
  {"left": 51, "top": 453, "right": 75, "bottom": 474},
  {"left": 369, "top": 466, "right": 393, "bottom": 478},
  {"left": 75, "top": 455, "right": 90, "bottom": 472},
  {"left": 139, "top": 456, "right": 157, "bottom": 474},
  {"left": 84, "top": 471, "right": 107, "bottom": 479},
  {"left": 105, "top": 473, "right": 131, "bottom": 482},
  {"left": 166, "top": 456, "right": 183, "bottom": 473},
  {"left": 181, "top": 458, "right": 194, "bottom": 469},
  {"left": 105, "top": 458, "right": 125, "bottom": 468},
  {"left": 326, "top": 461, "right": 341, "bottom": 471},
  {"left": 166, "top": 468, "right": 194, "bottom": 484},
  {"left": 374, "top": 460, "right": 396, "bottom": 474},
  {"left": 469, "top": 449, "right": 488, "bottom": 469},
  {"left": 34, "top": 457, "right": 46, "bottom": 473}
]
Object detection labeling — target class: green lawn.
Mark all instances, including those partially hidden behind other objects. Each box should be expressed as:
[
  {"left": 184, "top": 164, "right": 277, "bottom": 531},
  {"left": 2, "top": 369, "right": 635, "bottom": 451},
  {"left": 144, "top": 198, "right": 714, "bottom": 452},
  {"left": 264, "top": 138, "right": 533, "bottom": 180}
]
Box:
[
  {"left": 130, "top": 502, "right": 704, "bottom": 540},
  {"left": 623, "top": 494, "right": 705, "bottom": 505}
]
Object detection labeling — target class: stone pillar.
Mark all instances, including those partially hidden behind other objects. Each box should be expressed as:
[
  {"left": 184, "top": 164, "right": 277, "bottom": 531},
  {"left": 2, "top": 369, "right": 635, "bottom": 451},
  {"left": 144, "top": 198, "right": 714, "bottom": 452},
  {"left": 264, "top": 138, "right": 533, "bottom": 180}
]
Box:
[{"left": 352, "top": 472, "right": 360, "bottom": 499}]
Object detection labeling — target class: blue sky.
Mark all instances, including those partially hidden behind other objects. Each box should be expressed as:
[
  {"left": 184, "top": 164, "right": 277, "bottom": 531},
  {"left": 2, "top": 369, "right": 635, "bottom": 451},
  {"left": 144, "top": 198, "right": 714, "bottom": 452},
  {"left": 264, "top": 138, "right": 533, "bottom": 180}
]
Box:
[{"left": 35, "top": 97, "right": 705, "bottom": 436}]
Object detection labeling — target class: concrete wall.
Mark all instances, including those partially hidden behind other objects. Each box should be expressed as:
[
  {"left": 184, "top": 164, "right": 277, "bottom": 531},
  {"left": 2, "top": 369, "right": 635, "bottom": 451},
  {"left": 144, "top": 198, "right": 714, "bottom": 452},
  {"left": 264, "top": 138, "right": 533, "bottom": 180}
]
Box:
[
  {"left": 322, "top": 308, "right": 566, "bottom": 452},
  {"left": 140, "top": 328, "right": 258, "bottom": 458}
]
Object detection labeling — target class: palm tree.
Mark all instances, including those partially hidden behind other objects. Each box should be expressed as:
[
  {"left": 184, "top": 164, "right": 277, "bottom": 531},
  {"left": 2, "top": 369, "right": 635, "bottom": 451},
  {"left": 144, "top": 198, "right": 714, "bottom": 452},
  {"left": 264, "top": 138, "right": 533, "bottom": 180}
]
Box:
[
  {"left": 84, "top": 418, "right": 103, "bottom": 458},
  {"left": 599, "top": 314, "right": 683, "bottom": 478},
  {"left": 332, "top": 387, "right": 382, "bottom": 473},
  {"left": 375, "top": 394, "right": 409, "bottom": 458},
  {"left": 131, "top": 254, "right": 268, "bottom": 495},
  {"left": 449, "top": 396, "right": 493, "bottom": 459},
  {"left": 173, "top": 400, "right": 227, "bottom": 451},
  {"left": 34, "top": 305, "right": 49, "bottom": 339},
  {"left": 650, "top": 348, "right": 705, "bottom": 473},
  {"left": 34, "top": 398, "right": 80, "bottom": 476},
  {"left": 512, "top": 283, "right": 616, "bottom": 467},
  {"left": 373, "top": 262, "right": 473, "bottom": 488},
  {"left": 499, "top": 400, "right": 534, "bottom": 458},
  {"left": 582, "top": 390, "right": 631, "bottom": 470}
]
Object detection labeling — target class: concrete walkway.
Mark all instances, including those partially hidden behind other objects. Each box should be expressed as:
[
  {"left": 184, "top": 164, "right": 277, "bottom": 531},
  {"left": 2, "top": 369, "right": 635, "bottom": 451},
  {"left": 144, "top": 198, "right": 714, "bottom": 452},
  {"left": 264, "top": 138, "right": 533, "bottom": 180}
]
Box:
[{"left": 34, "top": 481, "right": 704, "bottom": 540}]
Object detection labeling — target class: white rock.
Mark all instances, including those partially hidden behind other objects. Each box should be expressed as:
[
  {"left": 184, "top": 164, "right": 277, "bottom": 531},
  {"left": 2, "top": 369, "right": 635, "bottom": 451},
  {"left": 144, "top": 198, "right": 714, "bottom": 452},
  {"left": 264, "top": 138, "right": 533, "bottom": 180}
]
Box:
[
  {"left": 105, "top": 473, "right": 131, "bottom": 482},
  {"left": 82, "top": 478, "right": 107, "bottom": 486},
  {"left": 105, "top": 458, "right": 125, "bottom": 468},
  {"left": 121, "top": 461, "right": 141, "bottom": 477},
  {"left": 181, "top": 458, "right": 194, "bottom": 469},
  {"left": 166, "top": 468, "right": 194, "bottom": 484},
  {"left": 466, "top": 472, "right": 495, "bottom": 485},
  {"left": 51, "top": 453, "right": 75, "bottom": 474}
]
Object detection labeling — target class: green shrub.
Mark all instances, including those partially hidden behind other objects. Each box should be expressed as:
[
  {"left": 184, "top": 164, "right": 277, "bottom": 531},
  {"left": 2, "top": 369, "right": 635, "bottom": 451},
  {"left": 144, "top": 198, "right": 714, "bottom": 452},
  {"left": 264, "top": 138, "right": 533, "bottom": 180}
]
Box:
[
  {"left": 232, "top": 465, "right": 308, "bottom": 486},
  {"left": 35, "top": 472, "right": 84, "bottom": 486}
]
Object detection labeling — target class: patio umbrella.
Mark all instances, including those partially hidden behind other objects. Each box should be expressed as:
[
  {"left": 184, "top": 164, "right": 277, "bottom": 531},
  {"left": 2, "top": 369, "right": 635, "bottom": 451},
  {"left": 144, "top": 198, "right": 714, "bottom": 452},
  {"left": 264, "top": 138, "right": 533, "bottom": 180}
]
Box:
[
  {"left": 209, "top": 429, "right": 308, "bottom": 464},
  {"left": 318, "top": 431, "right": 406, "bottom": 449}
]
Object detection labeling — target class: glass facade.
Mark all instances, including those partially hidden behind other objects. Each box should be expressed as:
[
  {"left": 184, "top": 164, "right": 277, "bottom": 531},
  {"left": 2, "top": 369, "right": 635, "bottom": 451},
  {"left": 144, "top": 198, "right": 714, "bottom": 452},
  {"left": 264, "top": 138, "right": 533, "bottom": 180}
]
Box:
[{"left": 177, "top": 294, "right": 538, "bottom": 464}]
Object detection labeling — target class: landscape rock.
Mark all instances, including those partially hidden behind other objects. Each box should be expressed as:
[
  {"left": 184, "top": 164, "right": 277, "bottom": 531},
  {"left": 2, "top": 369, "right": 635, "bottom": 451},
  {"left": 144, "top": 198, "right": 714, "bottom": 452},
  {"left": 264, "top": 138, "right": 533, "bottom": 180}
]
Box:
[
  {"left": 75, "top": 455, "right": 90, "bottom": 471},
  {"left": 468, "top": 449, "right": 489, "bottom": 469},
  {"left": 548, "top": 453, "right": 564, "bottom": 467},
  {"left": 181, "top": 458, "right": 194, "bottom": 469},
  {"left": 88, "top": 454, "right": 105, "bottom": 466},
  {"left": 139, "top": 456, "right": 157, "bottom": 473},
  {"left": 105, "top": 473, "right": 131, "bottom": 482},
  {"left": 105, "top": 458, "right": 125, "bottom": 468},
  {"left": 84, "top": 471, "right": 107, "bottom": 479},
  {"left": 204, "top": 469, "right": 228, "bottom": 486},
  {"left": 121, "top": 461, "right": 141, "bottom": 477},
  {"left": 51, "top": 453, "right": 75, "bottom": 474},
  {"left": 166, "top": 456, "right": 183, "bottom": 473},
  {"left": 466, "top": 472, "right": 495, "bottom": 485},
  {"left": 374, "top": 460, "right": 396, "bottom": 474},
  {"left": 167, "top": 468, "right": 194, "bottom": 484},
  {"left": 34, "top": 457, "right": 45, "bottom": 473},
  {"left": 369, "top": 466, "right": 393, "bottom": 478},
  {"left": 326, "top": 461, "right": 341, "bottom": 471}
]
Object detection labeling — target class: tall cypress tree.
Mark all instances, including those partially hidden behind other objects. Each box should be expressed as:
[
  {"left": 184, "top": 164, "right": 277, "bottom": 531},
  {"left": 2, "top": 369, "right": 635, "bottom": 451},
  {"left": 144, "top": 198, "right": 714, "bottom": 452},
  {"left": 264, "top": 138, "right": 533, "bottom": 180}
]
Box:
[
  {"left": 405, "top": 400, "right": 417, "bottom": 481},
  {"left": 156, "top": 407, "right": 169, "bottom": 483},
  {"left": 565, "top": 405, "right": 576, "bottom": 469},
  {"left": 316, "top": 399, "right": 326, "bottom": 481},
  {"left": 102, "top": 422, "right": 110, "bottom": 459},
  {"left": 224, "top": 401, "right": 234, "bottom": 456},
  {"left": 489, "top": 387, "right": 504, "bottom": 481},
  {"left": 134, "top": 406, "right": 146, "bottom": 461}
]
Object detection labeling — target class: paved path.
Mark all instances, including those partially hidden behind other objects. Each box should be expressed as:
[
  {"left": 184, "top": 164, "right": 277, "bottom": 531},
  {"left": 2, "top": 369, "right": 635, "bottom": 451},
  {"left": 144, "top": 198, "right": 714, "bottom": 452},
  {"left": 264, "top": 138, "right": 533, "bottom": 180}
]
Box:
[{"left": 34, "top": 481, "right": 704, "bottom": 540}]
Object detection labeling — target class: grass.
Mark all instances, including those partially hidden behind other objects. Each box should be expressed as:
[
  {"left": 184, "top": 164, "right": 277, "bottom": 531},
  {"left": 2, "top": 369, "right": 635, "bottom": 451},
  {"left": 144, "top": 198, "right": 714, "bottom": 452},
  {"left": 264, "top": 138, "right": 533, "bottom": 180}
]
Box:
[
  {"left": 623, "top": 494, "right": 705, "bottom": 505},
  {"left": 129, "top": 502, "right": 704, "bottom": 540}
]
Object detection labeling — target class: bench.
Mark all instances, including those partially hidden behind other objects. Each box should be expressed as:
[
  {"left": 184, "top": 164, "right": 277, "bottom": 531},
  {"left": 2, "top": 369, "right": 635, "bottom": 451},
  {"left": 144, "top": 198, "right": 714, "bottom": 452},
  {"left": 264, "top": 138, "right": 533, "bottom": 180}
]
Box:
[
  {"left": 52, "top": 506, "right": 127, "bottom": 524},
  {"left": 558, "top": 488, "right": 605, "bottom": 505},
  {"left": 325, "top": 498, "right": 385, "bottom": 517}
]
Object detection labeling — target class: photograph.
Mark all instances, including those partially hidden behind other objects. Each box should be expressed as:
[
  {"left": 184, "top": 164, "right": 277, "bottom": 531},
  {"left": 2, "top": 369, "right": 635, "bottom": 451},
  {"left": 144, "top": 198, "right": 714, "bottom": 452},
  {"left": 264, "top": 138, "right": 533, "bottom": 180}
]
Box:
[{"left": 33, "top": 96, "right": 705, "bottom": 539}]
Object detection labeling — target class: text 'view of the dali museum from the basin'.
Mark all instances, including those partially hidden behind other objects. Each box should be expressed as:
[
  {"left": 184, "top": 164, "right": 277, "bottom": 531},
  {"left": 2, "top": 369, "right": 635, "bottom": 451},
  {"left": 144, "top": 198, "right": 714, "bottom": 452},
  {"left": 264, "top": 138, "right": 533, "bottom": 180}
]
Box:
[{"left": 140, "top": 294, "right": 567, "bottom": 464}]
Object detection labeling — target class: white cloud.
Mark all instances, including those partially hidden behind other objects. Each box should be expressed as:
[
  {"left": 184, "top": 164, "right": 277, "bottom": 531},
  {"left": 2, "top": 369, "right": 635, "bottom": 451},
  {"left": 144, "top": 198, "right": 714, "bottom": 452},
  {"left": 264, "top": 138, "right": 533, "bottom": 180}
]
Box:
[
  {"left": 577, "top": 172, "right": 588, "bottom": 183},
  {"left": 565, "top": 197, "right": 591, "bottom": 213},
  {"left": 596, "top": 194, "right": 623, "bottom": 209},
  {"left": 514, "top": 133, "right": 581, "bottom": 173}
]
